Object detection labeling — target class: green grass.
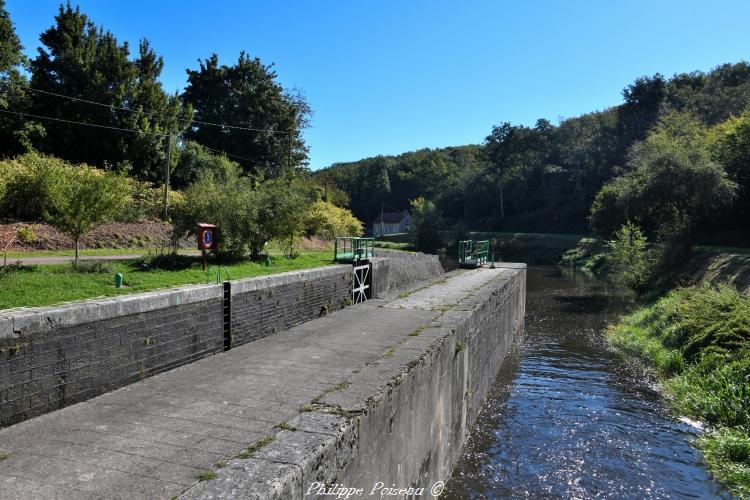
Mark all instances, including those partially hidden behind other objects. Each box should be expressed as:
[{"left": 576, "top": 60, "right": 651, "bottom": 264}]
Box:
[
  {"left": 236, "top": 435, "right": 276, "bottom": 459},
  {"left": 408, "top": 325, "right": 425, "bottom": 337},
  {"left": 695, "top": 244, "right": 750, "bottom": 256},
  {"left": 3, "top": 247, "right": 197, "bottom": 259},
  {"left": 273, "top": 421, "right": 296, "bottom": 431},
  {"left": 608, "top": 282, "right": 750, "bottom": 497},
  {"left": 559, "top": 238, "right": 607, "bottom": 274},
  {"left": 0, "top": 251, "right": 332, "bottom": 310},
  {"left": 198, "top": 470, "right": 216, "bottom": 481}
]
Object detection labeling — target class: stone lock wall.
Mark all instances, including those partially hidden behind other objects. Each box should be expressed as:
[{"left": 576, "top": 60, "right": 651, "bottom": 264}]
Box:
[
  {"left": 230, "top": 266, "right": 353, "bottom": 347},
  {"left": 372, "top": 248, "right": 443, "bottom": 295},
  {"left": 0, "top": 286, "right": 225, "bottom": 427},
  {"left": 0, "top": 250, "right": 445, "bottom": 428},
  {"left": 337, "top": 265, "right": 526, "bottom": 490},
  {"left": 179, "top": 265, "right": 526, "bottom": 500}
]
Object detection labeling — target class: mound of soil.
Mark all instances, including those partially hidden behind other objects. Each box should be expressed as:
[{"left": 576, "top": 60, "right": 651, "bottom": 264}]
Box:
[
  {"left": 1, "top": 222, "right": 332, "bottom": 254},
  {"left": 299, "top": 236, "right": 332, "bottom": 251},
  {"left": 0, "top": 221, "right": 186, "bottom": 251}
]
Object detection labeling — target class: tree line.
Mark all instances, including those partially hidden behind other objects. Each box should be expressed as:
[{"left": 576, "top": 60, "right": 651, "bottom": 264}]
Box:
[
  {"left": 0, "top": 1, "right": 308, "bottom": 185},
  {"left": 319, "top": 62, "right": 750, "bottom": 248}
]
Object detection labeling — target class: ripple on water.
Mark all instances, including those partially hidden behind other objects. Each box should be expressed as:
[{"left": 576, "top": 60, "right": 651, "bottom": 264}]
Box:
[{"left": 444, "top": 267, "right": 729, "bottom": 499}]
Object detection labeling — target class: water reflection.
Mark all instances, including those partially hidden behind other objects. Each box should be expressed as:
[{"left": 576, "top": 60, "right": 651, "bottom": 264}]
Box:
[{"left": 444, "top": 266, "right": 728, "bottom": 499}]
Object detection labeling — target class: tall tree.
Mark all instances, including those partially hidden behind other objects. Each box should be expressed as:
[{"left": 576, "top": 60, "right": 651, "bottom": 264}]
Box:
[
  {"left": 711, "top": 111, "right": 750, "bottom": 222},
  {"left": 182, "top": 52, "right": 310, "bottom": 177},
  {"left": 0, "top": 0, "right": 34, "bottom": 156},
  {"left": 29, "top": 3, "right": 189, "bottom": 181},
  {"left": 589, "top": 111, "right": 736, "bottom": 242},
  {"left": 484, "top": 123, "right": 535, "bottom": 219},
  {"left": 118, "top": 40, "right": 191, "bottom": 182},
  {"left": 619, "top": 74, "right": 666, "bottom": 140}
]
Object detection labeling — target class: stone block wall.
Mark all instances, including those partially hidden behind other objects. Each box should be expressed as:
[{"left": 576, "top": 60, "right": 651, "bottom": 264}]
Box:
[
  {"left": 339, "top": 264, "right": 526, "bottom": 489},
  {"left": 0, "top": 285, "right": 224, "bottom": 427},
  {"left": 230, "top": 266, "right": 353, "bottom": 346},
  {"left": 372, "top": 248, "right": 443, "bottom": 294}
]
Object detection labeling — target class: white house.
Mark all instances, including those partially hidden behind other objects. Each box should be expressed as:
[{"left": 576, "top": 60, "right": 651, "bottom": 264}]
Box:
[{"left": 372, "top": 210, "right": 412, "bottom": 237}]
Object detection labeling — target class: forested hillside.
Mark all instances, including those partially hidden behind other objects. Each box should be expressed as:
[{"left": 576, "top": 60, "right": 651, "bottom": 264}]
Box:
[{"left": 318, "top": 63, "right": 750, "bottom": 244}]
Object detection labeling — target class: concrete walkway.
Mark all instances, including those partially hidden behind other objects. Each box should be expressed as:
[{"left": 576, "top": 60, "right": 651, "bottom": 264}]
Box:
[{"left": 0, "top": 268, "right": 511, "bottom": 499}]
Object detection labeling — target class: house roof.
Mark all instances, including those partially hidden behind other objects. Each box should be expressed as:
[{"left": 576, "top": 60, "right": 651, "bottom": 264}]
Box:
[{"left": 374, "top": 210, "right": 408, "bottom": 224}]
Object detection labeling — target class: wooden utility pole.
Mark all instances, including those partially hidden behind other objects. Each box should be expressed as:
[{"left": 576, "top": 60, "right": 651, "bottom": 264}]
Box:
[
  {"left": 381, "top": 201, "right": 384, "bottom": 236},
  {"left": 163, "top": 134, "right": 172, "bottom": 220},
  {"left": 287, "top": 133, "right": 292, "bottom": 172}
]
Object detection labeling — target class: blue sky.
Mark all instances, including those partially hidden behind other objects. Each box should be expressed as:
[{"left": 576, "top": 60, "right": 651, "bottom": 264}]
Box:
[{"left": 6, "top": 0, "right": 750, "bottom": 169}]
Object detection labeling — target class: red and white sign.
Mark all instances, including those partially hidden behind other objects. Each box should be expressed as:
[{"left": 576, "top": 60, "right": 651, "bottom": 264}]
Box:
[{"left": 196, "top": 223, "right": 218, "bottom": 250}]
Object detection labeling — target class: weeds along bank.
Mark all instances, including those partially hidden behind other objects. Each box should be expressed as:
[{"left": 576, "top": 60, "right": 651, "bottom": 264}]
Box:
[
  {"left": 609, "top": 284, "right": 750, "bottom": 497},
  {"left": 561, "top": 236, "right": 750, "bottom": 295},
  {"left": 558, "top": 234, "right": 750, "bottom": 496}
]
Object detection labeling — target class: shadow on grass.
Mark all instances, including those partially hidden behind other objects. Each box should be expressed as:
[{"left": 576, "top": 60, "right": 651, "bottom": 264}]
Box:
[
  {"left": 0, "top": 261, "right": 36, "bottom": 280},
  {"left": 134, "top": 253, "right": 199, "bottom": 271}
]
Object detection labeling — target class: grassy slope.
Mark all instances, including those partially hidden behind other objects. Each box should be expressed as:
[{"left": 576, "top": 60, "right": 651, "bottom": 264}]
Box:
[
  {"left": 0, "top": 251, "right": 333, "bottom": 310},
  {"left": 685, "top": 248, "right": 750, "bottom": 295},
  {"left": 609, "top": 284, "right": 750, "bottom": 498}
]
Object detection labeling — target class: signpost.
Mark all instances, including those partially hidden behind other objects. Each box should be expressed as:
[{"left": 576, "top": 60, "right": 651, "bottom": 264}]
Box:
[{"left": 196, "top": 223, "right": 218, "bottom": 270}]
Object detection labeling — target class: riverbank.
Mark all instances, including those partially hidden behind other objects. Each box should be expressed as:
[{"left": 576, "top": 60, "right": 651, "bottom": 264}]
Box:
[
  {"left": 517, "top": 232, "right": 750, "bottom": 496},
  {"left": 608, "top": 284, "right": 750, "bottom": 497},
  {"left": 560, "top": 237, "right": 750, "bottom": 294},
  {"left": 445, "top": 266, "right": 728, "bottom": 498}
]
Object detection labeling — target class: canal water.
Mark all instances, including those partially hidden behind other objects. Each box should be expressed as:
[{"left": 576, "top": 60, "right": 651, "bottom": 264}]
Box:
[{"left": 444, "top": 266, "right": 728, "bottom": 499}]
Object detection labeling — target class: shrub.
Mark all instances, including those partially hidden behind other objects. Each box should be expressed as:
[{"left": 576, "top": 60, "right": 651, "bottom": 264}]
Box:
[
  {"left": 121, "top": 179, "right": 183, "bottom": 222},
  {"left": 16, "top": 225, "right": 36, "bottom": 244},
  {"left": 305, "top": 200, "right": 363, "bottom": 239},
  {"left": 0, "top": 152, "right": 68, "bottom": 220},
  {"left": 137, "top": 252, "right": 196, "bottom": 271},
  {"left": 69, "top": 260, "right": 113, "bottom": 274},
  {"left": 607, "top": 221, "right": 651, "bottom": 289},
  {"left": 173, "top": 165, "right": 315, "bottom": 260},
  {"left": 46, "top": 164, "right": 132, "bottom": 266},
  {"left": 171, "top": 140, "right": 242, "bottom": 189},
  {"left": 172, "top": 164, "right": 255, "bottom": 258}
]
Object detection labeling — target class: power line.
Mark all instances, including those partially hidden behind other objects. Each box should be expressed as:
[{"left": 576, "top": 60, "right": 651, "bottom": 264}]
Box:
[
  {"left": 199, "top": 144, "right": 254, "bottom": 163},
  {"left": 0, "top": 108, "right": 168, "bottom": 136},
  {"left": 5, "top": 85, "right": 292, "bottom": 135},
  {"left": 0, "top": 108, "right": 256, "bottom": 164}
]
